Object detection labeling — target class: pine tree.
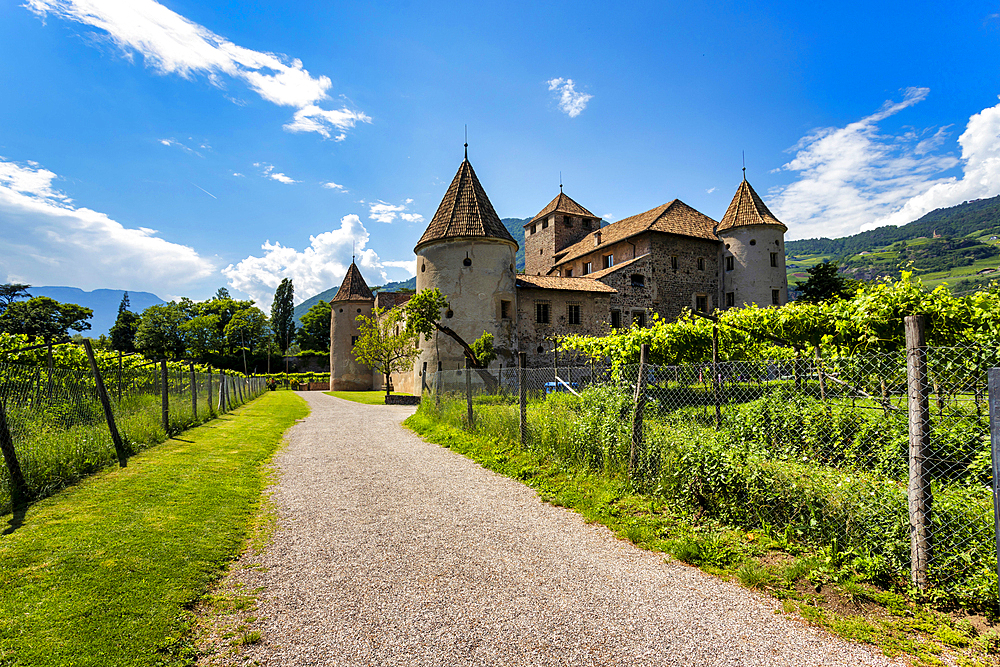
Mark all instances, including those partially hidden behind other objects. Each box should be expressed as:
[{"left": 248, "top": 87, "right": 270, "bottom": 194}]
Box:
[
  {"left": 270, "top": 278, "right": 296, "bottom": 354},
  {"left": 109, "top": 291, "right": 140, "bottom": 352}
]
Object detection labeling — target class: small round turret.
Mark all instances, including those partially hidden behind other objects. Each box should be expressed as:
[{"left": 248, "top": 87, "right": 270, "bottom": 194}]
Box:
[{"left": 329, "top": 261, "right": 374, "bottom": 390}]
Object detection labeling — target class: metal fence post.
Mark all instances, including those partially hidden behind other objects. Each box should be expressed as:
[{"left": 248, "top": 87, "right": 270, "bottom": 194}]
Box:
[
  {"left": 160, "top": 360, "right": 169, "bottom": 434},
  {"left": 630, "top": 344, "right": 649, "bottom": 479},
  {"left": 989, "top": 367, "right": 1000, "bottom": 611},
  {"left": 905, "top": 314, "right": 932, "bottom": 590},
  {"left": 465, "top": 357, "right": 474, "bottom": 427},
  {"left": 189, "top": 361, "right": 197, "bottom": 422},
  {"left": 83, "top": 340, "right": 128, "bottom": 465},
  {"left": 518, "top": 352, "right": 527, "bottom": 446},
  {"left": 0, "top": 399, "right": 29, "bottom": 507},
  {"left": 712, "top": 325, "right": 721, "bottom": 428}
]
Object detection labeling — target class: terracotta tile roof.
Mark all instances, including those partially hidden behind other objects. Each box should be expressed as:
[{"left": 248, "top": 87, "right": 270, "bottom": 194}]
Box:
[
  {"left": 516, "top": 275, "right": 617, "bottom": 293},
  {"left": 331, "top": 262, "right": 374, "bottom": 302},
  {"left": 415, "top": 159, "right": 517, "bottom": 250},
  {"left": 718, "top": 179, "right": 787, "bottom": 232},
  {"left": 529, "top": 191, "right": 597, "bottom": 223},
  {"left": 373, "top": 291, "right": 412, "bottom": 311},
  {"left": 556, "top": 200, "right": 719, "bottom": 265},
  {"left": 584, "top": 254, "right": 649, "bottom": 280}
]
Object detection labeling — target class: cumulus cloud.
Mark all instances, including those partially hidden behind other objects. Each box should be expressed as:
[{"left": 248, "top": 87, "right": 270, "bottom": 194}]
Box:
[
  {"left": 322, "top": 181, "right": 346, "bottom": 191},
  {"left": 547, "top": 78, "right": 592, "bottom": 118},
  {"left": 25, "top": 0, "right": 370, "bottom": 139},
  {"left": 368, "top": 199, "right": 423, "bottom": 224},
  {"left": 221, "top": 215, "right": 416, "bottom": 308},
  {"left": 254, "top": 162, "right": 298, "bottom": 184},
  {"left": 0, "top": 156, "right": 215, "bottom": 291},
  {"left": 768, "top": 88, "right": 1000, "bottom": 239}
]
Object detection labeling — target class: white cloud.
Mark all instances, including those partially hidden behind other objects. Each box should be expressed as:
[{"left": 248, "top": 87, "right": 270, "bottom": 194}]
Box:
[
  {"left": 159, "top": 137, "right": 201, "bottom": 156},
  {"left": 221, "top": 215, "right": 416, "bottom": 308},
  {"left": 322, "top": 181, "right": 345, "bottom": 191},
  {"left": 547, "top": 78, "right": 592, "bottom": 118},
  {"left": 706, "top": 187, "right": 717, "bottom": 194},
  {"left": 254, "top": 162, "right": 298, "bottom": 184},
  {"left": 0, "top": 156, "right": 215, "bottom": 291},
  {"left": 25, "top": 0, "right": 370, "bottom": 139},
  {"left": 232, "top": 172, "right": 244, "bottom": 177},
  {"left": 368, "top": 199, "right": 423, "bottom": 224},
  {"left": 768, "top": 87, "right": 979, "bottom": 239}
]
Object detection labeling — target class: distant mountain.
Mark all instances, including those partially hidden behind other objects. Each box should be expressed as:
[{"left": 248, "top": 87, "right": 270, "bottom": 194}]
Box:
[
  {"left": 502, "top": 217, "right": 528, "bottom": 271},
  {"left": 27, "top": 286, "right": 165, "bottom": 337}
]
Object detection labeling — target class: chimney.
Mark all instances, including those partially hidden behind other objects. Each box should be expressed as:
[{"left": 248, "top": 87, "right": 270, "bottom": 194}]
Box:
[{"left": 594, "top": 231, "right": 602, "bottom": 246}]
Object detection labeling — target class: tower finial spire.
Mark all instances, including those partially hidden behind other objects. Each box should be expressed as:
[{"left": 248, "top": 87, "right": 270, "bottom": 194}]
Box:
[
  {"left": 742, "top": 151, "right": 746, "bottom": 180},
  {"left": 464, "top": 125, "right": 468, "bottom": 160},
  {"left": 352, "top": 240, "right": 355, "bottom": 264},
  {"left": 559, "top": 171, "right": 562, "bottom": 193}
]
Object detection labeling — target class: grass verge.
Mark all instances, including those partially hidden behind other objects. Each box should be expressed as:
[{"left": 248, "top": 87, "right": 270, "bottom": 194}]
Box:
[
  {"left": 404, "top": 408, "right": 1000, "bottom": 667},
  {"left": 0, "top": 391, "right": 308, "bottom": 667},
  {"left": 324, "top": 390, "right": 412, "bottom": 405}
]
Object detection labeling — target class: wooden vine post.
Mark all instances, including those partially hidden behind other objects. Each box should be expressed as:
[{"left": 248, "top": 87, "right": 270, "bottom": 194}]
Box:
[
  {"left": 465, "top": 357, "right": 474, "bottom": 427},
  {"left": 712, "top": 325, "right": 721, "bottom": 428},
  {"left": 988, "top": 367, "right": 1000, "bottom": 610},
  {"left": 160, "top": 360, "right": 169, "bottom": 434},
  {"left": 189, "top": 362, "right": 197, "bottom": 421},
  {"left": 0, "top": 399, "right": 29, "bottom": 506},
  {"left": 905, "top": 314, "right": 932, "bottom": 590},
  {"left": 83, "top": 340, "right": 127, "bottom": 465},
  {"left": 518, "top": 352, "right": 527, "bottom": 446},
  {"left": 630, "top": 344, "right": 649, "bottom": 479}
]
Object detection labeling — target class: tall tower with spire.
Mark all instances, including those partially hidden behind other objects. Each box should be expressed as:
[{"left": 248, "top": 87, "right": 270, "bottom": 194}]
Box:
[
  {"left": 329, "top": 260, "right": 375, "bottom": 390},
  {"left": 717, "top": 176, "right": 788, "bottom": 309},
  {"left": 413, "top": 148, "right": 519, "bottom": 382}
]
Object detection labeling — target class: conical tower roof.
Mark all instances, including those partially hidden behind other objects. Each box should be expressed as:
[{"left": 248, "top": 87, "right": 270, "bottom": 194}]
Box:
[
  {"left": 718, "top": 178, "right": 787, "bottom": 232},
  {"left": 331, "top": 261, "right": 374, "bottom": 302},
  {"left": 530, "top": 191, "right": 597, "bottom": 223},
  {"left": 415, "top": 156, "right": 517, "bottom": 251}
]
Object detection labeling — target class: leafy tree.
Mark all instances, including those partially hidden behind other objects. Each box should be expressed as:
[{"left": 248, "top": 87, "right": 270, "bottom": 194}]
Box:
[
  {"left": 404, "top": 288, "right": 495, "bottom": 367},
  {"left": 109, "top": 292, "right": 139, "bottom": 352},
  {"left": 224, "top": 307, "right": 269, "bottom": 356},
  {"left": 353, "top": 306, "right": 420, "bottom": 399},
  {"left": 270, "top": 278, "right": 296, "bottom": 354},
  {"left": 0, "top": 296, "right": 93, "bottom": 344},
  {"left": 795, "top": 262, "right": 856, "bottom": 302},
  {"left": 179, "top": 314, "right": 223, "bottom": 360},
  {"left": 297, "top": 300, "right": 332, "bottom": 353},
  {"left": 135, "top": 303, "right": 188, "bottom": 359},
  {"left": 190, "top": 297, "right": 255, "bottom": 355},
  {"left": 0, "top": 283, "right": 31, "bottom": 313},
  {"left": 214, "top": 287, "right": 231, "bottom": 300}
]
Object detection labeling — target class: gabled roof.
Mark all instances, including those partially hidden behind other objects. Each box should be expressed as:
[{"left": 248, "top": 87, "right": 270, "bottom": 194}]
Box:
[
  {"left": 516, "top": 275, "right": 617, "bottom": 293},
  {"left": 529, "top": 191, "right": 597, "bottom": 224},
  {"left": 331, "top": 262, "right": 374, "bottom": 302},
  {"left": 415, "top": 158, "right": 517, "bottom": 250},
  {"left": 584, "top": 254, "right": 650, "bottom": 280},
  {"left": 718, "top": 179, "right": 787, "bottom": 232},
  {"left": 555, "top": 200, "right": 719, "bottom": 266}
]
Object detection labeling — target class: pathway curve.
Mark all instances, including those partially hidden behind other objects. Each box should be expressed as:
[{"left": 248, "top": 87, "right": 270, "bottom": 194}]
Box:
[{"left": 212, "top": 391, "right": 900, "bottom": 666}]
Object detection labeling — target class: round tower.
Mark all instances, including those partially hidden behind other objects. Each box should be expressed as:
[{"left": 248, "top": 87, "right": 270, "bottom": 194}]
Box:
[
  {"left": 329, "top": 261, "right": 374, "bottom": 390},
  {"left": 412, "top": 149, "right": 518, "bottom": 388},
  {"left": 717, "top": 177, "right": 788, "bottom": 309}
]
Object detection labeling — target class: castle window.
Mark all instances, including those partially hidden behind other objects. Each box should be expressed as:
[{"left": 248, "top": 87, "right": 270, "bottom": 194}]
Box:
[
  {"left": 630, "top": 274, "right": 645, "bottom": 288},
  {"left": 695, "top": 295, "right": 708, "bottom": 313},
  {"left": 501, "top": 300, "right": 511, "bottom": 319},
  {"left": 463, "top": 257, "right": 472, "bottom": 266},
  {"left": 670, "top": 256, "right": 678, "bottom": 270},
  {"left": 542, "top": 219, "right": 548, "bottom": 229},
  {"left": 537, "top": 346, "right": 544, "bottom": 354},
  {"left": 446, "top": 309, "right": 454, "bottom": 319},
  {"left": 750, "top": 239, "right": 757, "bottom": 246},
  {"left": 726, "top": 292, "right": 735, "bottom": 308},
  {"left": 564, "top": 217, "right": 573, "bottom": 227},
  {"left": 564, "top": 268, "right": 573, "bottom": 277},
  {"left": 611, "top": 310, "right": 621, "bottom": 329},
  {"left": 583, "top": 261, "right": 592, "bottom": 275},
  {"left": 772, "top": 289, "right": 781, "bottom": 305},
  {"left": 536, "top": 302, "right": 550, "bottom": 324},
  {"left": 633, "top": 311, "right": 646, "bottom": 328},
  {"left": 725, "top": 256, "right": 735, "bottom": 271},
  {"left": 421, "top": 263, "right": 426, "bottom": 272},
  {"left": 567, "top": 304, "right": 581, "bottom": 325},
  {"left": 770, "top": 252, "right": 778, "bottom": 267},
  {"left": 583, "top": 219, "right": 592, "bottom": 230},
  {"left": 697, "top": 257, "right": 705, "bottom": 271},
  {"left": 530, "top": 224, "right": 537, "bottom": 234},
  {"left": 602, "top": 254, "right": 614, "bottom": 269}
]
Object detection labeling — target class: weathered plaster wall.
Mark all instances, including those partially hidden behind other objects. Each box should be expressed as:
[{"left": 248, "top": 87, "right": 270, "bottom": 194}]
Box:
[
  {"left": 329, "top": 298, "right": 373, "bottom": 390},
  {"left": 516, "top": 287, "right": 611, "bottom": 367},
  {"left": 719, "top": 225, "right": 787, "bottom": 309}
]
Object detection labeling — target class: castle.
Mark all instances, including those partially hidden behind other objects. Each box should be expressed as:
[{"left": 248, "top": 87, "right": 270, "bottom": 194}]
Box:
[{"left": 329, "top": 152, "right": 788, "bottom": 392}]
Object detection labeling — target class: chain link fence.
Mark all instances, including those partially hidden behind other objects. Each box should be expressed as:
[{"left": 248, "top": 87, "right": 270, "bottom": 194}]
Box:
[
  {"left": 0, "top": 357, "right": 266, "bottom": 514},
  {"left": 422, "top": 337, "right": 999, "bottom": 604}
]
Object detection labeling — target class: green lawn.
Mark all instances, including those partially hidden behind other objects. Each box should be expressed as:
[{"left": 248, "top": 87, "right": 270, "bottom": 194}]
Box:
[
  {"left": 324, "top": 390, "right": 413, "bottom": 405},
  {"left": 0, "top": 391, "right": 308, "bottom": 667}
]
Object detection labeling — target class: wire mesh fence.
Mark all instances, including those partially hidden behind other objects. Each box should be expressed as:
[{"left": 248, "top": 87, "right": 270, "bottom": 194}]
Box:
[
  {"left": 0, "top": 359, "right": 267, "bottom": 514},
  {"left": 422, "top": 341, "right": 998, "bottom": 604}
]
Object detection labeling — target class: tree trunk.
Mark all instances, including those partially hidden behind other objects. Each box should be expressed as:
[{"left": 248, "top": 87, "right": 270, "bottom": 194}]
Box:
[{"left": 434, "top": 323, "right": 483, "bottom": 367}]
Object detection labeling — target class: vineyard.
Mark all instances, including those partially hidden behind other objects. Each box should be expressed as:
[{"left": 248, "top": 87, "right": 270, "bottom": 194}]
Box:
[{"left": 0, "top": 333, "right": 266, "bottom": 514}]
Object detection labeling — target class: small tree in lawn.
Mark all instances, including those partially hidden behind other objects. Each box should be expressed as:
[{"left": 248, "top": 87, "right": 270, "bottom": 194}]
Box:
[
  {"left": 353, "top": 306, "right": 420, "bottom": 400},
  {"left": 403, "top": 288, "right": 495, "bottom": 368}
]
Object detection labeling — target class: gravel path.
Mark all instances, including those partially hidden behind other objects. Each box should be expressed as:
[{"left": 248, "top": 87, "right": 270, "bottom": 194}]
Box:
[{"left": 213, "top": 391, "right": 902, "bottom": 666}]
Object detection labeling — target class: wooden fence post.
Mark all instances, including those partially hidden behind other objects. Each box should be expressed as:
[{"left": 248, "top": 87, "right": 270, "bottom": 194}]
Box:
[
  {"left": 421, "top": 361, "right": 428, "bottom": 395},
  {"left": 815, "top": 346, "right": 828, "bottom": 401},
  {"left": 712, "top": 325, "right": 721, "bottom": 428},
  {"left": 553, "top": 338, "right": 559, "bottom": 387},
  {"left": 83, "top": 340, "right": 128, "bottom": 465},
  {"left": 207, "top": 369, "right": 213, "bottom": 415},
  {"left": 219, "top": 371, "right": 226, "bottom": 413},
  {"left": 117, "top": 350, "right": 123, "bottom": 402},
  {"left": 189, "top": 362, "right": 197, "bottom": 421},
  {"left": 630, "top": 344, "right": 649, "bottom": 479},
  {"left": 0, "top": 399, "right": 29, "bottom": 507},
  {"left": 436, "top": 361, "right": 442, "bottom": 406},
  {"left": 905, "top": 314, "right": 932, "bottom": 590},
  {"left": 988, "top": 367, "right": 1000, "bottom": 611},
  {"left": 160, "top": 360, "right": 169, "bottom": 434},
  {"left": 465, "top": 358, "right": 474, "bottom": 427},
  {"left": 518, "top": 352, "right": 527, "bottom": 446}
]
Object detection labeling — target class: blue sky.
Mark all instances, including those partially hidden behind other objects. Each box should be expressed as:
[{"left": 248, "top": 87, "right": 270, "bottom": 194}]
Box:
[{"left": 2, "top": 0, "right": 999, "bottom": 307}]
